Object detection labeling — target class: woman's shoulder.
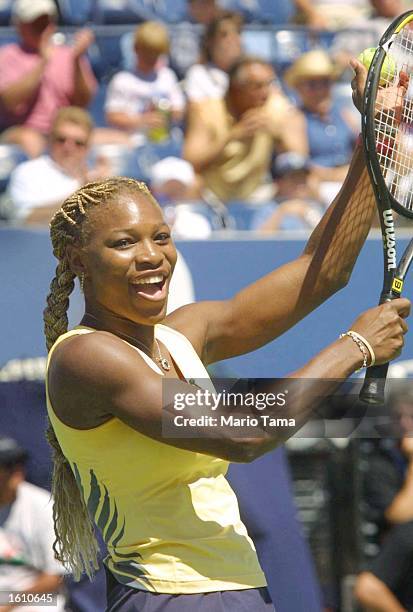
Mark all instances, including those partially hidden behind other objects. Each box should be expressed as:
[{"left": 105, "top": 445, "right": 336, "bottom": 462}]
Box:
[{"left": 49, "top": 328, "right": 144, "bottom": 384}]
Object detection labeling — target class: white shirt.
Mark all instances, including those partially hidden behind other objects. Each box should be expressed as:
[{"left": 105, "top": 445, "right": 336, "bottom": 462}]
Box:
[
  {"left": 8, "top": 155, "right": 80, "bottom": 220},
  {"left": 105, "top": 68, "right": 185, "bottom": 117},
  {"left": 184, "top": 64, "right": 229, "bottom": 101},
  {"left": 0, "top": 482, "right": 65, "bottom": 612}
]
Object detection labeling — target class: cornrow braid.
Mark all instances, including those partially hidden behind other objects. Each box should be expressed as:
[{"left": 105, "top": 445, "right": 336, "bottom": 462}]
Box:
[{"left": 44, "top": 177, "right": 151, "bottom": 581}]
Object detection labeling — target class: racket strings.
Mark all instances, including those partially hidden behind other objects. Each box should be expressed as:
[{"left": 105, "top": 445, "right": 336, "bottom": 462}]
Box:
[{"left": 374, "top": 24, "right": 413, "bottom": 212}]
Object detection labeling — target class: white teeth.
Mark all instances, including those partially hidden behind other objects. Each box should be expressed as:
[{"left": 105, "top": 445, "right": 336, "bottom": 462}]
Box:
[{"left": 133, "top": 275, "right": 164, "bottom": 285}]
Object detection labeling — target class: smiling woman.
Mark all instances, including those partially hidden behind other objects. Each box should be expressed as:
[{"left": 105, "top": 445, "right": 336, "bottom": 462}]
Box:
[{"left": 44, "top": 98, "right": 410, "bottom": 612}]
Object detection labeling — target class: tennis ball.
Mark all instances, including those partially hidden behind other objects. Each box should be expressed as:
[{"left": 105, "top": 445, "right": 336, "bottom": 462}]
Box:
[{"left": 357, "top": 47, "right": 397, "bottom": 86}]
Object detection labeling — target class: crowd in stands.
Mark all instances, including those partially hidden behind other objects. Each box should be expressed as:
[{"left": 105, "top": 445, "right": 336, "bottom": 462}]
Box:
[{"left": 0, "top": 0, "right": 409, "bottom": 235}]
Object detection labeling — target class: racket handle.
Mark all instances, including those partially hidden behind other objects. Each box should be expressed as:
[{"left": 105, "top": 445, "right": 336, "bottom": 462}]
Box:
[
  {"left": 359, "top": 289, "right": 395, "bottom": 405},
  {"left": 359, "top": 362, "right": 390, "bottom": 405}
]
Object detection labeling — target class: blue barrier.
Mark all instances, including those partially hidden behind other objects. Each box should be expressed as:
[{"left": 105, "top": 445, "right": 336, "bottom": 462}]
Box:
[{"left": 1, "top": 228, "right": 412, "bottom": 376}]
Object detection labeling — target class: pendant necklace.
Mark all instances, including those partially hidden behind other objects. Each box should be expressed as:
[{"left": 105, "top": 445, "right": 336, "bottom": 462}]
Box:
[{"left": 82, "top": 313, "right": 171, "bottom": 372}]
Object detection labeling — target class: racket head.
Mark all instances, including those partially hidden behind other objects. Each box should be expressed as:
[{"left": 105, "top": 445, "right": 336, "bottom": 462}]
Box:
[{"left": 361, "top": 11, "right": 413, "bottom": 220}]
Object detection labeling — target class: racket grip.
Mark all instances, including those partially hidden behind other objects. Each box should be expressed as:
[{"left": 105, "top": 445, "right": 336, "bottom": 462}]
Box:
[
  {"left": 359, "top": 289, "right": 396, "bottom": 405},
  {"left": 359, "top": 362, "right": 390, "bottom": 404}
]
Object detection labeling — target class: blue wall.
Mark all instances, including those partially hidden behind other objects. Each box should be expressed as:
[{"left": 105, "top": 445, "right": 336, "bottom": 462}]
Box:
[{"left": 2, "top": 227, "right": 412, "bottom": 376}]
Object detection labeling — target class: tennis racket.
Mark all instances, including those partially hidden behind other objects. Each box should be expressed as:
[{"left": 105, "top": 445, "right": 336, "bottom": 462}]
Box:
[{"left": 359, "top": 10, "right": 413, "bottom": 405}]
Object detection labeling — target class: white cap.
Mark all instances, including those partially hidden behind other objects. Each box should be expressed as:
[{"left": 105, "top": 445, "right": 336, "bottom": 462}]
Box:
[
  {"left": 150, "top": 157, "right": 195, "bottom": 188},
  {"left": 13, "top": 0, "right": 58, "bottom": 23}
]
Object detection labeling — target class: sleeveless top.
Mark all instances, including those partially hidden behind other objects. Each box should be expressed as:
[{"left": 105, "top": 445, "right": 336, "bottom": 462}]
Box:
[{"left": 46, "top": 324, "right": 266, "bottom": 594}]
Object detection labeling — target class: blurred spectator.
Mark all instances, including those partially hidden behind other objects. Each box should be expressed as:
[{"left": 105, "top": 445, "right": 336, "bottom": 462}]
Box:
[
  {"left": 184, "top": 56, "right": 307, "bottom": 203},
  {"left": 332, "top": 0, "right": 407, "bottom": 74},
  {"left": 169, "top": 0, "right": 223, "bottom": 78},
  {"left": 105, "top": 21, "right": 185, "bottom": 146},
  {"left": 150, "top": 156, "right": 213, "bottom": 238},
  {"left": 354, "top": 385, "right": 413, "bottom": 612},
  {"left": 7, "top": 107, "right": 111, "bottom": 225},
  {"left": 184, "top": 13, "right": 243, "bottom": 101},
  {"left": 284, "top": 50, "right": 358, "bottom": 196},
  {"left": 0, "top": 0, "right": 97, "bottom": 158},
  {"left": 252, "top": 153, "right": 325, "bottom": 232},
  {"left": 0, "top": 436, "right": 65, "bottom": 612},
  {"left": 307, "top": 0, "right": 370, "bottom": 29}
]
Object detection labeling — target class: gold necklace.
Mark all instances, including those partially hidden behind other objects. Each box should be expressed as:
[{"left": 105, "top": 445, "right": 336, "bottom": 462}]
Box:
[{"left": 82, "top": 313, "right": 171, "bottom": 372}]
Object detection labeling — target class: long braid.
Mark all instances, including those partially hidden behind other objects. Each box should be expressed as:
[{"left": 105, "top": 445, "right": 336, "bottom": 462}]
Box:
[{"left": 44, "top": 177, "right": 151, "bottom": 580}]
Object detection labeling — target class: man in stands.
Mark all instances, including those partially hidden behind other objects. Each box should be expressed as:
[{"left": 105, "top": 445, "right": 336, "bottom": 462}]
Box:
[
  {"left": 7, "top": 106, "right": 110, "bottom": 225},
  {"left": 183, "top": 56, "right": 307, "bottom": 203},
  {"left": 0, "top": 436, "right": 65, "bottom": 612},
  {"left": 0, "top": 0, "right": 97, "bottom": 158}
]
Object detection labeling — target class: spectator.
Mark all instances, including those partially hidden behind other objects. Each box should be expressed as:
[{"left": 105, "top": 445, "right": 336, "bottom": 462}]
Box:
[
  {"left": 183, "top": 56, "right": 307, "bottom": 203},
  {"left": 0, "top": 436, "right": 65, "bottom": 612},
  {"left": 105, "top": 21, "right": 185, "bottom": 146},
  {"left": 284, "top": 50, "right": 358, "bottom": 195},
  {"left": 150, "top": 156, "right": 213, "bottom": 238},
  {"left": 0, "top": 0, "right": 97, "bottom": 158},
  {"left": 169, "top": 0, "right": 224, "bottom": 78},
  {"left": 306, "top": 0, "right": 370, "bottom": 29},
  {"left": 184, "top": 13, "right": 243, "bottom": 101},
  {"left": 332, "top": 0, "right": 407, "bottom": 75},
  {"left": 354, "top": 385, "right": 413, "bottom": 612},
  {"left": 7, "top": 107, "right": 111, "bottom": 225},
  {"left": 252, "top": 153, "right": 325, "bottom": 232}
]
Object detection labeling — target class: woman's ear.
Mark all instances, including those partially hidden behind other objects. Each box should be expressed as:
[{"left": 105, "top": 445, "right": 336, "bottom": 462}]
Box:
[{"left": 66, "top": 245, "right": 86, "bottom": 278}]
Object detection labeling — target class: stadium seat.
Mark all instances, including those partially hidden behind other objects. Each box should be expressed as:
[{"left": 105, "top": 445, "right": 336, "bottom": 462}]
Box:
[
  {"left": 272, "top": 27, "right": 312, "bottom": 73},
  {"left": 88, "top": 81, "right": 109, "bottom": 127},
  {"left": 91, "top": 27, "right": 130, "bottom": 79},
  {"left": 152, "top": 0, "right": 187, "bottom": 24},
  {"left": 0, "top": 26, "right": 16, "bottom": 46},
  {"left": 55, "top": 0, "right": 95, "bottom": 25},
  {"left": 220, "top": 0, "right": 295, "bottom": 25},
  {"left": 242, "top": 28, "right": 274, "bottom": 63},
  {"left": 134, "top": 134, "right": 183, "bottom": 183},
  {"left": 0, "top": 0, "right": 12, "bottom": 26},
  {"left": 95, "top": 0, "right": 156, "bottom": 24}
]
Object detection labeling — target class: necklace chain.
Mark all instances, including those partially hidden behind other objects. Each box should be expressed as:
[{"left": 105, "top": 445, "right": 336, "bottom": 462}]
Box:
[{"left": 82, "top": 313, "right": 171, "bottom": 372}]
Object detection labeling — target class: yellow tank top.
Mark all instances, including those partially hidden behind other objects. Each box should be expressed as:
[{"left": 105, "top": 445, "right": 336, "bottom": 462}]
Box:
[{"left": 46, "top": 324, "right": 266, "bottom": 593}]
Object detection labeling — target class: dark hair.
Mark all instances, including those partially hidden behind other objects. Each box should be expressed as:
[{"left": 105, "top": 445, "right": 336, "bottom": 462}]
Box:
[
  {"left": 228, "top": 55, "right": 271, "bottom": 86},
  {"left": 200, "top": 12, "right": 242, "bottom": 63}
]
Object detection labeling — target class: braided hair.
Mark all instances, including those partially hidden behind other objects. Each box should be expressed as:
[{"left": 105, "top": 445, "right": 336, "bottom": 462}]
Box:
[{"left": 44, "top": 177, "right": 151, "bottom": 580}]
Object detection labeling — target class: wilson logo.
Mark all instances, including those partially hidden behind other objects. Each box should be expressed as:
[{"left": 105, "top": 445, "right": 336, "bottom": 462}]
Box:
[{"left": 383, "top": 210, "right": 396, "bottom": 270}]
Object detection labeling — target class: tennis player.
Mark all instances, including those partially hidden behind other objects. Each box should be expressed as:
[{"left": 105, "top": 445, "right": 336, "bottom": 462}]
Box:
[{"left": 45, "top": 61, "right": 409, "bottom": 611}]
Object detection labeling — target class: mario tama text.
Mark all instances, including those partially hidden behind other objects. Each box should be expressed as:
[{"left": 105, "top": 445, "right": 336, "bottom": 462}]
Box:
[{"left": 162, "top": 379, "right": 298, "bottom": 438}]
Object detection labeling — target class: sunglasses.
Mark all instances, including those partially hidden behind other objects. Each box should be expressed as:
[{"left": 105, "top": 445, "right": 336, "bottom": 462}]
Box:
[
  {"left": 301, "top": 78, "right": 332, "bottom": 89},
  {"left": 52, "top": 135, "right": 88, "bottom": 147}
]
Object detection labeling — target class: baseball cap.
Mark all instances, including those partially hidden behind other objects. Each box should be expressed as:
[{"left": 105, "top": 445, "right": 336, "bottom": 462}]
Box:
[
  {"left": 0, "top": 437, "right": 27, "bottom": 466},
  {"left": 272, "top": 153, "right": 310, "bottom": 179},
  {"left": 13, "top": 0, "right": 58, "bottom": 23},
  {"left": 150, "top": 157, "right": 195, "bottom": 188}
]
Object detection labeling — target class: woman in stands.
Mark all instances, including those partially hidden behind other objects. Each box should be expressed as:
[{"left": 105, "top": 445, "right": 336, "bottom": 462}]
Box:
[
  {"left": 184, "top": 12, "right": 243, "bottom": 101},
  {"left": 44, "top": 62, "right": 409, "bottom": 611}
]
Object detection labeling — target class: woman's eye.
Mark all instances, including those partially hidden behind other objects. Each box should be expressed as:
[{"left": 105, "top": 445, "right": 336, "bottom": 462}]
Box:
[{"left": 113, "top": 238, "right": 133, "bottom": 248}]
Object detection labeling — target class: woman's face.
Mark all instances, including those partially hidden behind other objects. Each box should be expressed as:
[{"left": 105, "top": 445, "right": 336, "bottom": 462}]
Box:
[
  {"left": 80, "top": 193, "right": 177, "bottom": 325},
  {"left": 210, "top": 19, "right": 241, "bottom": 68},
  {"left": 296, "top": 77, "right": 333, "bottom": 110}
]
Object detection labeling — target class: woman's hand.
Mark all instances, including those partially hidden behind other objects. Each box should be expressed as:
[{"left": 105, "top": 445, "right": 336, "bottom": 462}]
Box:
[{"left": 349, "top": 298, "right": 410, "bottom": 365}]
